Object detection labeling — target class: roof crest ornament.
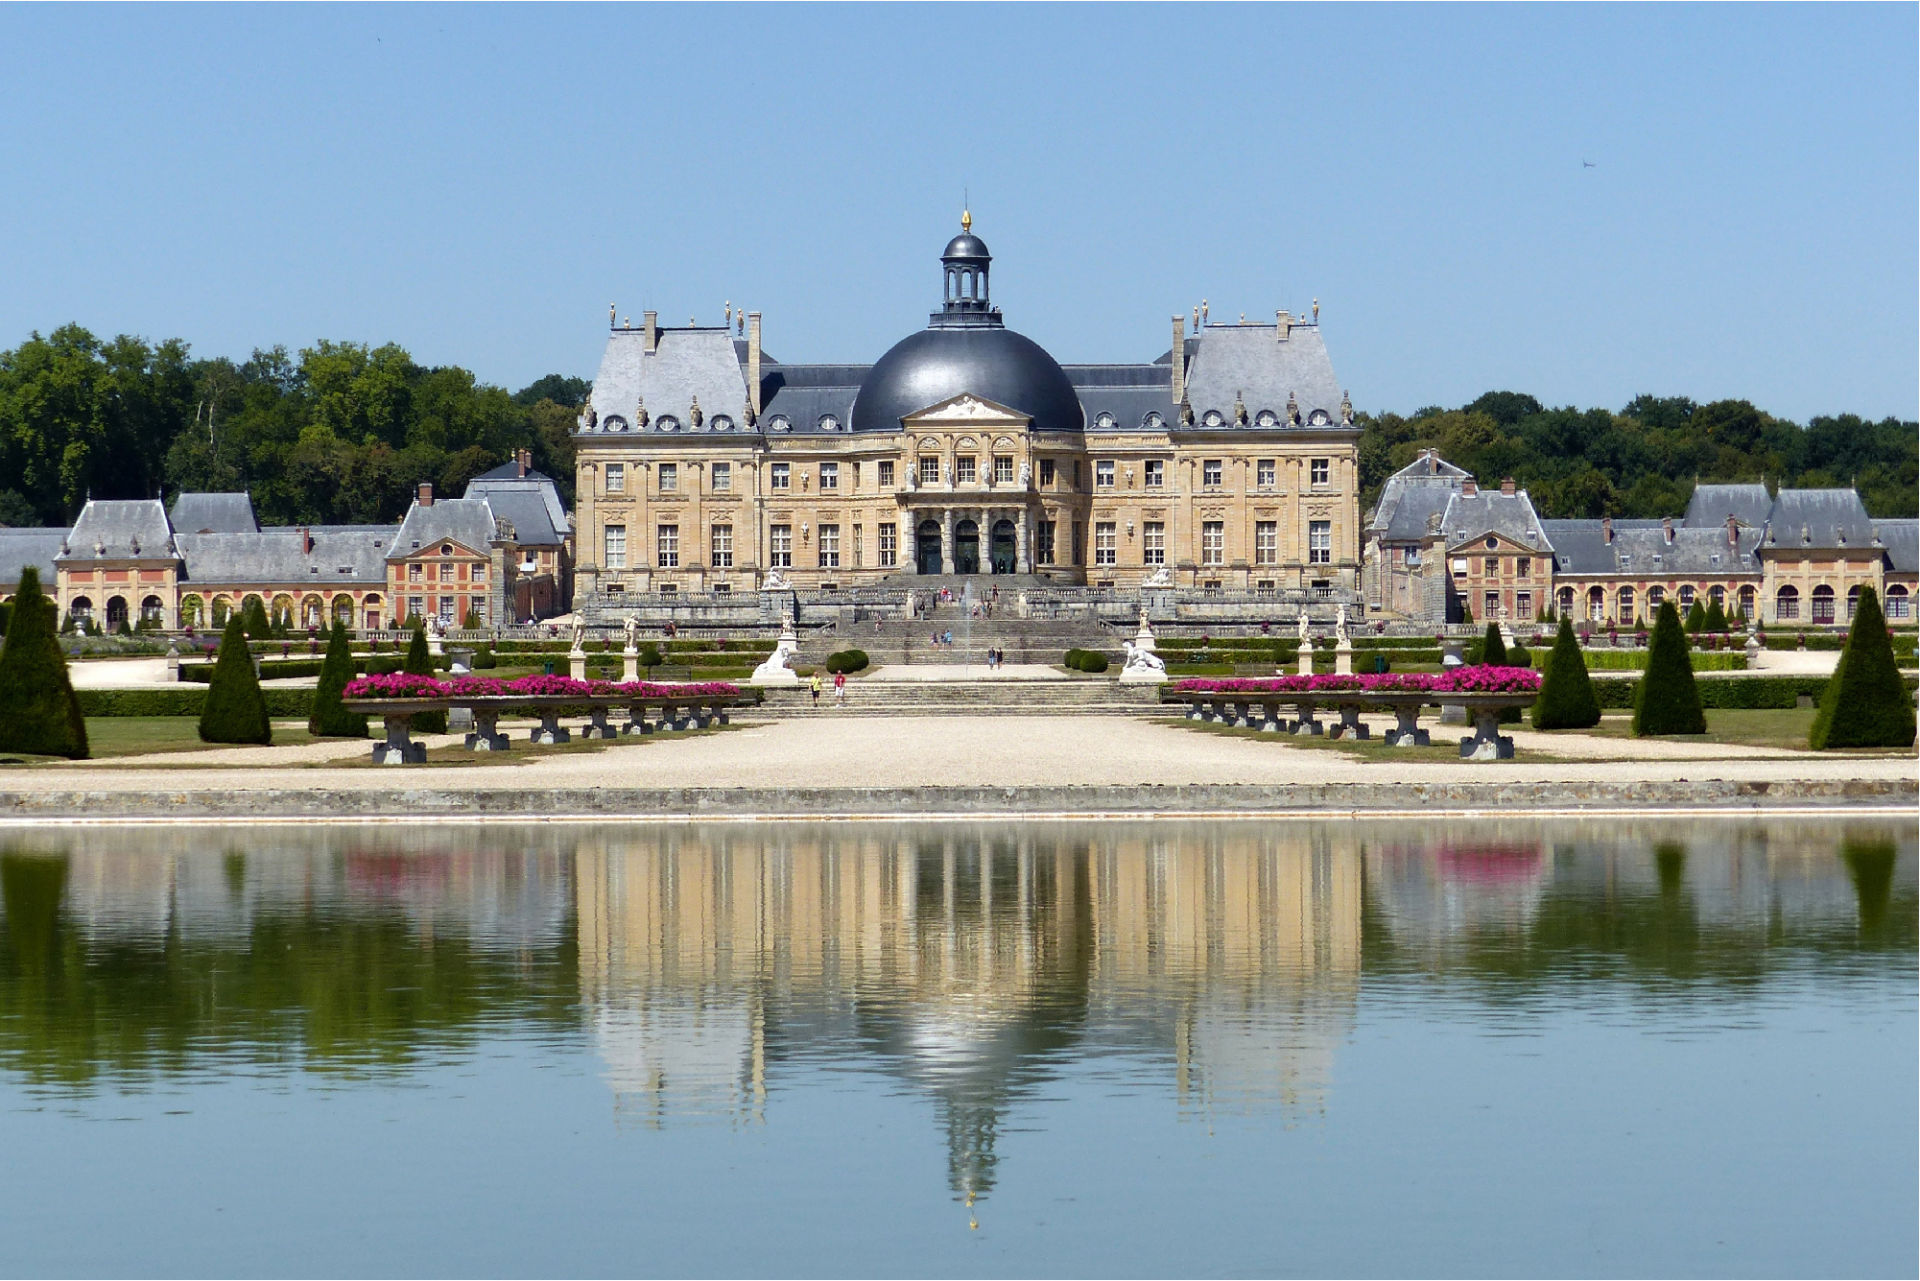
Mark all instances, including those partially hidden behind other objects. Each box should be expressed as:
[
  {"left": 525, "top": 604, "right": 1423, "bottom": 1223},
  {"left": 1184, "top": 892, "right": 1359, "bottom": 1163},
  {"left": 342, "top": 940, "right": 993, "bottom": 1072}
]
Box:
[
  {"left": 961, "top": 207, "right": 972, "bottom": 233},
  {"left": 1233, "top": 390, "right": 1248, "bottom": 426},
  {"left": 635, "top": 397, "right": 648, "bottom": 429},
  {"left": 689, "top": 395, "right": 703, "bottom": 430}
]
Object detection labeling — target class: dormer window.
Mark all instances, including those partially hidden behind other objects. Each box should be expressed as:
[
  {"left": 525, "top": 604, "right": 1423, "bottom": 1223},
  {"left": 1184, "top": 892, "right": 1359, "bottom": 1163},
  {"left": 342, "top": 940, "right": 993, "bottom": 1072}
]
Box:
[
  {"left": 817, "top": 414, "right": 841, "bottom": 432},
  {"left": 710, "top": 415, "right": 733, "bottom": 432},
  {"left": 1255, "top": 409, "right": 1279, "bottom": 427},
  {"left": 767, "top": 414, "right": 791, "bottom": 433},
  {"left": 655, "top": 415, "right": 680, "bottom": 432},
  {"left": 1143, "top": 411, "right": 1164, "bottom": 429},
  {"left": 1094, "top": 412, "right": 1116, "bottom": 429},
  {"left": 1202, "top": 409, "right": 1225, "bottom": 427}
]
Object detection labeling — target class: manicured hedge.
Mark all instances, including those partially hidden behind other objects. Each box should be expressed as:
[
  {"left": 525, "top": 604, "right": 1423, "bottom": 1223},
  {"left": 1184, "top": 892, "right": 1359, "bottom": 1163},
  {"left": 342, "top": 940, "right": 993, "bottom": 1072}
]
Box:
[
  {"left": 824, "top": 649, "right": 870, "bottom": 674},
  {"left": 1575, "top": 650, "right": 1747, "bottom": 672},
  {"left": 180, "top": 658, "right": 330, "bottom": 682},
  {"left": 77, "top": 688, "right": 314, "bottom": 717},
  {"left": 1064, "top": 648, "right": 1110, "bottom": 673}
]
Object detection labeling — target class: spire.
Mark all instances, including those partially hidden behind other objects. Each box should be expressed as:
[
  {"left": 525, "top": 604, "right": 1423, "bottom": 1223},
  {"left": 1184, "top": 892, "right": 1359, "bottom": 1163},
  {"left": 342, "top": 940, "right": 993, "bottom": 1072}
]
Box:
[{"left": 961, "top": 207, "right": 972, "bottom": 233}]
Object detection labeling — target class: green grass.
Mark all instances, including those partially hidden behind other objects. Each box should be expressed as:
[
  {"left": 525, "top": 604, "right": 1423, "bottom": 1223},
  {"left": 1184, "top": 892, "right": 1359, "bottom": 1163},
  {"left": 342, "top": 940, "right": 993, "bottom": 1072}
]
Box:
[
  {"left": 0, "top": 717, "right": 323, "bottom": 764},
  {"left": 1572, "top": 707, "right": 1903, "bottom": 751},
  {"left": 1163, "top": 715, "right": 1583, "bottom": 764},
  {"left": 345, "top": 720, "right": 744, "bottom": 768}
]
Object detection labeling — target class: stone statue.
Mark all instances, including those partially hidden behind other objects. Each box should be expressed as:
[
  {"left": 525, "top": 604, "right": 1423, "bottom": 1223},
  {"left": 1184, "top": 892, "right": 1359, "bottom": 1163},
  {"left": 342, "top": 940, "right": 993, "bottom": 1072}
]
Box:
[
  {"left": 1018, "top": 461, "right": 1031, "bottom": 487},
  {"left": 570, "top": 616, "right": 586, "bottom": 652},
  {"left": 1297, "top": 612, "right": 1310, "bottom": 642},
  {"left": 1141, "top": 566, "right": 1172, "bottom": 588},
  {"left": 1139, "top": 604, "right": 1152, "bottom": 633},
  {"left": 1017, "top": 590, "right": 1029, "bottom": 619},
  {"left": 623, "top": 614, "right": 639, "bottom": 650},
  {"left": 904, "top": 588, "right": 916, "bottom": 617},
  {"left": 1119, "top": 639, "right": 1168, "bottom": 683},
  {"left": 944, "top": 462, "right": 954, "bottom": 486},
  {"left": 750, "top": 640, "right": 799, "bottom": 686},
  {"left": 1335, "top": 604, "right": 1348, "bottom": 642},
  {"left": 762, "top": 568, "right": 788, "bottom": 590}
]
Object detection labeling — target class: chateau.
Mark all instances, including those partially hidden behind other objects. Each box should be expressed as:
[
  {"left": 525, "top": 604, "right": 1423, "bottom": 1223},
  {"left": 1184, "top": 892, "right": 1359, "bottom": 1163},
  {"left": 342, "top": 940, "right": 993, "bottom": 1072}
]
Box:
[{"left": 570, "top": 216, "right": 1363, "bottom": 611}]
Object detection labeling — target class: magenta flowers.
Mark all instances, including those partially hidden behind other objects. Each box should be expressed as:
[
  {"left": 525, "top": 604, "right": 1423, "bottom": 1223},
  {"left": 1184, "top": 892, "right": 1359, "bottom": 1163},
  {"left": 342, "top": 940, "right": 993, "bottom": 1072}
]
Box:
[
  {"left": 343, "top": 674, "right": 742, "bottom": 699},
  {"left": 1171, "top": 664, "right": 1542, "bottom": 697}
]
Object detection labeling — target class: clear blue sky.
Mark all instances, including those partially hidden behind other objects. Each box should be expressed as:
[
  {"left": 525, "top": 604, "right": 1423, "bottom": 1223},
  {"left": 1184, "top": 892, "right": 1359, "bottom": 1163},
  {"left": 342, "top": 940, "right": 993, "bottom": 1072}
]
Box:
[{"left": 2, "top": 3, "right": 1914, "bottom": 422}]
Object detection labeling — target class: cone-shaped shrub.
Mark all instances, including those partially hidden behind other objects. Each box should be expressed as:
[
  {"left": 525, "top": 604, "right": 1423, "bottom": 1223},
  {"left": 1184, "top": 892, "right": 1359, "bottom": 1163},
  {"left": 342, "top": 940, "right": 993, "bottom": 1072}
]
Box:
[
  {"left": 308, "top": 620, "right": 368, "bottom": 738},
  {"left": 199, "top": 615, "right": 272, "bottom": 744},
  {"left": 1532, "top": 616, "right": 1601, "bottom": 729},
  {"left": 242, "top": 596, "right": 271, "bottom": 639},
  {"left": 1703, "top": 599, "right": 1728, "bottom": 633},
  {"left": 0, "top": 566, "right": 89, "bottom": 759},
  {"left": 1809, "top": 587, "right": 1915, "bottom": 749},
  {"left": 403, "top": 623, "right": 446, "bottom": 734},
  {"left": 1634, "top": 601, "right": 1705, "bottom": 736},
  {"left": 1480, "top": 622, "right": 1508, "bottom": 667},
  {"left": 1684, "top": 601, "right": 1707, "bottom": 633}
]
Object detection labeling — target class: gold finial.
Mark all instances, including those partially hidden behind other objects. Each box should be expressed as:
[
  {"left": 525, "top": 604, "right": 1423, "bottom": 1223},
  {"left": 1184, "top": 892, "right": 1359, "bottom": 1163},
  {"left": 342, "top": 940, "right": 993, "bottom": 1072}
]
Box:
[{"left": 961, "top": 208, "right": 972, "bottom": 233}]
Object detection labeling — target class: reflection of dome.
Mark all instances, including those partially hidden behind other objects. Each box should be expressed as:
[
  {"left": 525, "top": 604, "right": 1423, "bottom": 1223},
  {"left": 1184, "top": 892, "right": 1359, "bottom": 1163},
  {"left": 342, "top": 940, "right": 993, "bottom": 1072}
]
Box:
[{"left": 852, "top": 327, "right": 1084, "bottom": 433}]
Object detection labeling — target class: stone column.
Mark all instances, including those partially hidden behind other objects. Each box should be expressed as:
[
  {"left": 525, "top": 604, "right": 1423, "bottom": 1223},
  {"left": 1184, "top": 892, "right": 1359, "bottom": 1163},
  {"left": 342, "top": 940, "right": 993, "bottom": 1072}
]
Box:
[
  {"left": 941, "top": 509, "right": 955, "bottom": 574},
  {"left": 1016, "top": 509, "right": 1029, "bottom": 574}
]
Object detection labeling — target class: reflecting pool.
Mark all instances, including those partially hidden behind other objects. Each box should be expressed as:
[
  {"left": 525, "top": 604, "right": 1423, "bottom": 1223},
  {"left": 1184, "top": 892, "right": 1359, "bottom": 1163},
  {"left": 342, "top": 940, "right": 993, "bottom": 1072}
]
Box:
[{"left": 1, "top": 818, "right": 1913, "bottom": 1278}]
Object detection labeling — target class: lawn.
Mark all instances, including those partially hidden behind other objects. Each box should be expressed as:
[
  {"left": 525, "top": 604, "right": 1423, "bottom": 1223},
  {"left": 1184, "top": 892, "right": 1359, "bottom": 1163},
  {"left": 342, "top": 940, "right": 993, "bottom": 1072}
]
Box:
[
  {"left": 1579, "top": 708, "right": 1826, "bottom": 750},
  {"left": 0, "top": 717, "right": 322, "bottom": 764},
  {"left": 1163, "top": 714, "right": 1583, "bottom": 764}
]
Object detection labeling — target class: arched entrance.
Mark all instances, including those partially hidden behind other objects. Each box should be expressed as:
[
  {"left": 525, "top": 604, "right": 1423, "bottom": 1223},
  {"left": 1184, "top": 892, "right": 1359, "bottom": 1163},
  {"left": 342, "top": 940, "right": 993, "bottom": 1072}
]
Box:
[
  {"left": 953, "top": 520, "right": 980, "bottom": 574},
  {"left": 916, "top": 520, "right": 942, "bottom": 575},
  {"left": 106, "top": 596, "right": 129, "bottom": 631},
  {"left": 990, "top": 520, "right": 1016, "bottom": 574}
]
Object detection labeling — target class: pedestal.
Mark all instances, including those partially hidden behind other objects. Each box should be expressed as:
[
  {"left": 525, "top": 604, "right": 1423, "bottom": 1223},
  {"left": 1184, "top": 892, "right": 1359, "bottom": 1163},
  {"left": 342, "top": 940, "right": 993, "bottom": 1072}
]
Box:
[
  {"left": 622, "top": 646, "right": 639, "bottom": 682},
  {"left": 1297, "top": 641, "right": 1314, "bottom": 676},
  {"left": 1439, "top": 638, "right": 1468, "bottom": 724},
  {"left": 1291, "top": 702, "right": 1324, "bottom": 735},
  {"left": 371, "top": 713, "right": 426, "bottom": 765},
  {"left": 1458, "top": 709, "right": 1515, "bottom": 761},
  {"left": 1384, "top": 707, "right": 1430, "bottom": 747},
  {"left": 463, "top": 710, "right": 510, "bottom": 752},
  {"left": 1328, "top": 705, "right": 1369, "bottom": 740},
  {"left": 165, "top": 644, "right": 181, "bottom": 682},
  {"left": 531, "top": 711, "right": 571, "bottom": 745},
  {"left": 1334, "top": 640, "right": 1353, "bottom": 675},
  {"left": 581, "top": 707, "right": 618, "bottom": 740},
  {"left": 569, "top": 648, "right": 587, "bottom": 681}
]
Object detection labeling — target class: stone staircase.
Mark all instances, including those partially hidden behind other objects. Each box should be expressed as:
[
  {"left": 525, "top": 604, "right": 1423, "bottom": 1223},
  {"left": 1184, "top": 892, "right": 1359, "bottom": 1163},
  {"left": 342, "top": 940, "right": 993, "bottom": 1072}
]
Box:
[
  {"left": 748, "top": 677, "right": 1168, "bottom": 718},
  {"left": 829, "top": 610, "right": 1119, "bottom": 667}
]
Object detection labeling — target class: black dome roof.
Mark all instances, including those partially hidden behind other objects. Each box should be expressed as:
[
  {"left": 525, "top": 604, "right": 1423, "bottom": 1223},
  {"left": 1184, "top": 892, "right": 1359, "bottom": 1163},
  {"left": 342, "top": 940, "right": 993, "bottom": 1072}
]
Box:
[
  {"left": 852, "top": 326, "right": 1084, "bottom": 434},
  {"left": 942, "top": 232, "right": 991, "bottom": 260}
]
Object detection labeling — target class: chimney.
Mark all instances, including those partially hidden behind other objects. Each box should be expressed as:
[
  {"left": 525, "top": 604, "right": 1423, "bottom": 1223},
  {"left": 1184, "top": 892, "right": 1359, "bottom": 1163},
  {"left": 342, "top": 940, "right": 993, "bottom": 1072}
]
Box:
[
  {"left": 1276, "top": 309, "right": 1291, "bottom": 341},
  {"left": 747, "top": 311, "right": 763, "bottom": 416},
  {"left": 300, "top": 526, "right": 314, "bottom": 554},
  {"left": 1170, "top": 315, "right": 1186, "bottom": 407},
  {"left": 417, "top": 481, "right": 433, "bottom": 508},
  {"left": 1425, "top": 448, "right": 1437, "bottom": 474},
  {"left": 1662, "top": 517, "right": 1674, "bottom": 544},
  {"left": 1500, "top": 477, "right": 1516, "bottom": 496},
  {"left": 1602, "top": 517, "right": 1613, "bottom": 544},
  {"left": 1726, "top": 514, "right": 1738, "bottom": 548},
  {"left": 643, "top": 310, "right": 658, "bottom": 354},
  {"left": 1462, "top": 477, "right": 1478, "bottom": 496},
  {"left": 517, "top": 448, "right": 531, "bottom": 478}
]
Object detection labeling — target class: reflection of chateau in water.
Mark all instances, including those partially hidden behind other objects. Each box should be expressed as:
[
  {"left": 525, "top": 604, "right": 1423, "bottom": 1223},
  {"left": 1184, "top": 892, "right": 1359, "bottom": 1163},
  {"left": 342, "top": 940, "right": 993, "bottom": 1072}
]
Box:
[{"left": 573, "top": 825, "right": 1364, "bottom": 1197}]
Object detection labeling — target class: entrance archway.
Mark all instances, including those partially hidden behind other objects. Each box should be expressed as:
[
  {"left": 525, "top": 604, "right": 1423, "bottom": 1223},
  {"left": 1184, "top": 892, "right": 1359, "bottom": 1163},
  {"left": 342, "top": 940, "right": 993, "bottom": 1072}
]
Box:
[
  {"left": 953, "top": 520, "right": 980, "bottom": 574},
  {"left": 990, "top": 519, "right": 1016, "bottom": 574},
  {"left": 916, "top": 520, "right": 942, "bottom": 575}
]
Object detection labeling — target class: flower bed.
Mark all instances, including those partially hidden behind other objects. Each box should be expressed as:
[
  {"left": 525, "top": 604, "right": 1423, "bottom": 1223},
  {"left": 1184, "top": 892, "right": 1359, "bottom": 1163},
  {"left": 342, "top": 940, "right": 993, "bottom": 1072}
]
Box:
[
  {"left": 343, "top": 673, "right": 742, "bottom": 700},
  {"left": 1170, "top": 664, "right": 1542, "bottom": 697}
]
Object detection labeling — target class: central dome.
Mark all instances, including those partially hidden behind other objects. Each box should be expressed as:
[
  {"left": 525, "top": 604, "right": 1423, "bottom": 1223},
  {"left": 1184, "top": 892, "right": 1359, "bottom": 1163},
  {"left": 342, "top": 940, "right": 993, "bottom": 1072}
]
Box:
[
  {"left": 851, "top": 218, "right": 1084, "bottom": 433},
  {"left": 852, "top": 326, "right": 1084, "bottom": 433}
]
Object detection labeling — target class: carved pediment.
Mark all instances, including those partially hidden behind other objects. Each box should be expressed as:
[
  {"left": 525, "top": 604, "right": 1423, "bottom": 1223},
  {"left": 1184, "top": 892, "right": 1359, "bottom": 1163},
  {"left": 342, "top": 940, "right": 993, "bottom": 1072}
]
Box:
[{"left": 902, "top": 394, "right": 1032, "bottom": 427}]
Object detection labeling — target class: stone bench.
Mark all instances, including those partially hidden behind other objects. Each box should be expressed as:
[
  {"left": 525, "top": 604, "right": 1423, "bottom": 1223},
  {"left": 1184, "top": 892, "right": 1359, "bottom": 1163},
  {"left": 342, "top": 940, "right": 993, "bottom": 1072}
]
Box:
[
  {"left": 1168, "top": 690, "right": 1537, "bottom": 760},
  {"left": 342, "top": 693, "right": 752, "bottom": 764}
]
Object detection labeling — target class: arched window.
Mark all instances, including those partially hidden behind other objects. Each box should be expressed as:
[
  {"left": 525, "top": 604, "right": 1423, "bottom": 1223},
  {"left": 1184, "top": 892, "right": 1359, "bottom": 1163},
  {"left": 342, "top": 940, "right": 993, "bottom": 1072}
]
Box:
[
  {"left": 1557, "top": 586, "right": 1574, "bottom": 616},
  {"left": 140, "top": 595, "right": 164, "bottom": 625},
  {"left": 1678, "top": 585, "right": 1696, "bottom": 607},
  {"left": 332, "top": 594, "right": 354, "bottom": 625},
  {"left": 1845, "top": 585, "right": 1862, "bottom": 620},
  {"left": 1811, "top": 584, "right": 1835, "bottom": 624},
  {"left": 180, "top": 595, "right": 204, "bottom": 626},
  {"left": 1709, "top": 585, "right": 1725, "bottom": 607},
  {"left": 1586, "top": 586, "right": 1605, "bottom": 621},
  {"left": 1887, "top": 585, "right": 1911, "bottom": 620},
  {"left": 1648, "top": 586, "right": 1666, "bottom": 610},
  {"left": 1738, "top": 585, "right": 1755, "bottom": 617},
  {"left": 1616, "top": 586, "right": 1635, "bottom": 625},
  {"left": 1775, "top": 585, "right": 1799, "bottom": 621}
]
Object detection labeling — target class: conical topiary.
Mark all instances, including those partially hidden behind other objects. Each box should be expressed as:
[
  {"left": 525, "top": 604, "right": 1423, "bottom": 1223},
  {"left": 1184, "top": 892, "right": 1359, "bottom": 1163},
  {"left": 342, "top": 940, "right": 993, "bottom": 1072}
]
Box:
[
  {"left": 1532, "top": 616, "right": 1601, "bottom": 729},
  {"left": 242, "top": 596, "right": 271, "bottom": 640},
  {"left": 404, "top": 623, "right": 446, "bottom": 734},
  {"left": 1480, "top": 622, "right": 1508, "bottom": 667},
  {"left": 308, "top": 620, "right": 368, "bottom": 738},
  {"left": 1684, "top": 600, "right": 1707, "bottom": 633},
  {"left": 0, "top": 566, "right": 89, "bottom": 759},
  {"left": 199, "top": 615, "right": 272, "bottom": 744},
  {"left": 1634, "top": 600, "right": 1705, "bottom": 736},
  {"left": 1809, "top": 587, "right": 1915, "bottom": 749},
  {"left": 1703, "top": 599, "right": 1728, "bottom": 633}
]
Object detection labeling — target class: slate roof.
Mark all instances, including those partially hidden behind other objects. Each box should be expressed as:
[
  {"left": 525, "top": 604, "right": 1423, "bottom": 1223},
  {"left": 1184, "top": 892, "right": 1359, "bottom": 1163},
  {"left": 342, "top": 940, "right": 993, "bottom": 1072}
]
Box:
[
  {"left": 1181, "top": 324, "right": 1346, "bottom": 429},
  {"left": 1872, "top": 519, "right": 1918, "bottom": 574},
  {"left": 1078, "top": 386, "right": 1177, "bottom": 432},
  {"left": 583, "top": 328, "right": 751, "bottom": 439},
  {"left": 1367, "top": 452, "right": 1474, "bottom": 541},
  {"left": 1441, "top": 490, "right": 1552, "bottom": 553},
  {"left": 175, "top": 526, "right": 398, "bottom": 586},
  {"left": 463, "top": 481, "right": 568, "bottom": 546},
  {"left": 59, "top": 500, "right": 174, "bottom": 562},
  {"left": 1762, "top": 488, "right": 1878, "bottom": 552},
  {"left": 391, "top": 498, "right": 498, "bottom": 559},
  {"left": 1541, "top": 520, "right": 1763, "bottom": 576},
  {"left": 1683, "top": 483, "right": 1773, "bottom": 529},
  {"left": 757, "top": 380, "right": 861, "bottom": 437},
  {"left": 0, "top": 528, "right": 68, "bottom": 589},
  {"left": 168, "top": 492, "right": 259, "bottom": 534}
]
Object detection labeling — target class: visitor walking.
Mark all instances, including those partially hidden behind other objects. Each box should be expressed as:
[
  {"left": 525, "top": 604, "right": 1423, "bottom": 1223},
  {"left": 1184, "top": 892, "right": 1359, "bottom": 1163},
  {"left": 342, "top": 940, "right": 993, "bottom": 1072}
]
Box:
[
  {"left": 834, "top": 670, "right": 847, "bottom": 706},
  {"left": 810, "top": 674, "right": 821, "bottom": 706}
]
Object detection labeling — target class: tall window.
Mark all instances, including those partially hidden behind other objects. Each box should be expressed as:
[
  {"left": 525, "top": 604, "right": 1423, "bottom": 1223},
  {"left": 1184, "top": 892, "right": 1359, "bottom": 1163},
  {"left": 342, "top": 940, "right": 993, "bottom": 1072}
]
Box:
[
  {"left": 1039, "top": 459, "right": 1055, "bottom": 486},
  {"left": 1201, "top": 521, "right": 1224, "bottom": 565},
  {"left": 850, "top": 462, "right": 861, "bottom": 490},
  {"left": 1774, "top": 585, "right": 1798, "bottom": 619},
  {"left": 1517, "top": 591, "right": 1532, "bottom": 618},
  {"left": 1648, "top": 586, "right": 1665, "bottom": 609},
  {"left": 878, "top": 522, "right": 897, "bottom": 567},
  {"left": 1739, "top": 585, "right": 1755, "bottom": 617},
  {"left": 1886, "top": 585, "right": 1910, "bottom": 620},
  {"left": 919, "top": 456, "right": 939, "bottom": 485},
  {"left": 878, "top": 460, "right": 895, "bottom": 487},
  {"left": 712, "top": 462, "right": 730, "bottom": 491},
  {"left": 658, "top": 463, "right": 677, "bottom": 492},
  {"left": 1308, "top": 521, "right": 1331, "bottom": 565},
  {"left": 1255, "top": 521, "right": 1277, "bottom": 565},
  {"left": 1142, "top": 521, "right": 1165, "bottom": 565},
  {"left": 656, "top": 524, "right": 679, "bottom": 568},
  {"left": 852, "top": 524, "right": 863, "bottom": 567},
  {"left": 818, "top": 524, "right": 840, "bottom": 569},
  {"left": 771, "top": 462, "right": 790, "bottom": 490},
  {"left": 604, "top": 525, "right": 627, "bottom": 570},
  {"left": 1485, "top": 591, "right": 1500, "bottom": 619},
  {"left": 1845, "top": 584, "right": 1860, "bottom": 620},
  {"left": 1036, "top": 520, "right": 1055, "bottom": 565},
  {"left": 770, "top": 524, "right": 792, "bottom": 568},
  {"left": 993, "top": 455, "right": 1014, "bottom": 484},
  {"left": 956, "top": 456, "right": 976, "bottom": 484},
  {"left": 1256, "top": 459, "right": 1276, "bottom": 487},
  {"left": 1144, "top": 460, "right": 1165, "bottom": 488},
  {"left": 820, "top": 462, "right": 839, "bottom": 490},
  {"left": 1484, "top": 557, "right": 1499, "bottom": 576},
  {"left": 1516, "top": 557, "right": 1531, "bottom": 578},
  {"left": 1203, "top": 459, "right": 1223, "bottom": 488},
  {"left": 1310, "top": 458, "right": 1330, "bottom": 486},
  {"left": 1094, "top": 522, "right": 1117, "bottom": 566},
  {"left": 1072, "top": 521, "right": 1084, "bottom": 565},
  {"left": 1096, "top": 460, "right": 1115, "bottom": 488},
  {"left": 1617, "top": 586, "right": 1635, "bottom": 623},
  {"left": 1678, "top": 585, "right": 1695, "bottom": 607},
  {"left": 1811, "top": 585, "right": 1835, "bottom": 624},
  {"left": 710, "top": 524, "right": 733, "bottom": 568},
  {"left": 605, "top": 463, "right": 626, "bottom": 494}
]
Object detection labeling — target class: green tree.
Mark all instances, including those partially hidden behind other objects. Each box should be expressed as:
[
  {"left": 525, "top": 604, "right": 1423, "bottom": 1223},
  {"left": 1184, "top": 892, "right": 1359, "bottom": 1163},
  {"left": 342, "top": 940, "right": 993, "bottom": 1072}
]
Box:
[
  {"left": 0, "top": 567, "right": 88, "bottom": 759},
  {"left": 242, "top": 595, "right": 271, "bottom": 639},
  {"left": 199, "top": 615, "right": 271, "bottom": 744},
  {"left": 1703, "top": 599, "right": 1729, "bottom": 632},
  {"left": 1684, "top": 600, "right": 1708, "bottom": 633},
  {"left": 1532, "top": 617, "right": 1601, "bottom": 729},
  {"left": 1479, "top": 622, "right": 1508, "bottom": 666},
  {"left": 308, "top": 621, "right": 368, "bottom": 738},
  {"left": 1633, "top": 601, "right": 1706, "bottom": 736},
  {"left": 1808, "top": 587, "right": 1915, "bottom": 749},
  {"left": 403, "top": 623, "right": 445, "bottom": 734}
]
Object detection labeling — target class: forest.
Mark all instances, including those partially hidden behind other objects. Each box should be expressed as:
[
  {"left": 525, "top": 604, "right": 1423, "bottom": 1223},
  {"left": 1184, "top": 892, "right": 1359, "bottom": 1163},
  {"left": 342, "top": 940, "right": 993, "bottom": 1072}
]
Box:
[{"left": 1, "top": 325, "right": 1914, "bottom": 529}]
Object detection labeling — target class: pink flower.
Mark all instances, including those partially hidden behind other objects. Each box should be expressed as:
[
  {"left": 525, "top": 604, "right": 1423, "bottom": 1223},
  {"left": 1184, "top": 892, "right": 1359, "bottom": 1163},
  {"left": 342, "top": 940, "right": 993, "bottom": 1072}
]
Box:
[{"left": 342, "top": 673, "right": 450, "bottom": 699}]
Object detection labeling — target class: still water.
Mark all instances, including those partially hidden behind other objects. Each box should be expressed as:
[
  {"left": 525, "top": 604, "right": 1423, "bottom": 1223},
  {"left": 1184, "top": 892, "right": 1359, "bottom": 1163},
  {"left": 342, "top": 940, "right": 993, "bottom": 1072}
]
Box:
[{"left": 0, "top": 817, "right": 1913, "bottom": 1278}]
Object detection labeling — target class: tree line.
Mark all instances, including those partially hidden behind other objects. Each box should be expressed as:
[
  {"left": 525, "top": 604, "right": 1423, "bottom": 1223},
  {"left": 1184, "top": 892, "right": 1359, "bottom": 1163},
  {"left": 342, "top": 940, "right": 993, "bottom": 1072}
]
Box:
[{"left": 2, "top": 325, "right": 1914, "bottom": 528}]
